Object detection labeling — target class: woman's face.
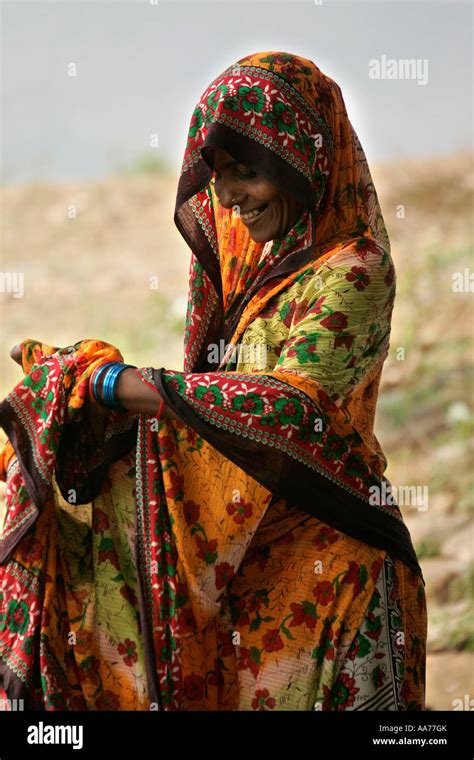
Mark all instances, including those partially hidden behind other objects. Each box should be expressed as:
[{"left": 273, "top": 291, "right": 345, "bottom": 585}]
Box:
[{"left": 210, "top": 146, "right": 304, "bottom": 243}]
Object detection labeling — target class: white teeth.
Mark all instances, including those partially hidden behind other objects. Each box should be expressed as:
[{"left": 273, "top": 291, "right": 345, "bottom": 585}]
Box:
[{"left": 241, "top": 204, "right": 266, "bottom": 221}]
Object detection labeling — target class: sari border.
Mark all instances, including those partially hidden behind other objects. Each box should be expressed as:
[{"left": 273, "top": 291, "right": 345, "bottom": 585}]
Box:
[{"left": 153, "top": 368, "right": 423, "bottom": 581}]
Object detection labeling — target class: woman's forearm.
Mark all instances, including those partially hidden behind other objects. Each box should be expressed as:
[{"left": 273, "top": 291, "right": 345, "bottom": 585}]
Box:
[{"left": 114, "top": 368, "right": 179, "bottom": 420}]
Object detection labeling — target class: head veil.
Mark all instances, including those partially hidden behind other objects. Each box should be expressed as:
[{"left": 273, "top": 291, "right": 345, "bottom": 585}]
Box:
[
  {"left": 165, "top": 51, "right": 420, "bottom": 578},
  {"left": 175, "top": 51, "right": 390, "bottom": 372}
]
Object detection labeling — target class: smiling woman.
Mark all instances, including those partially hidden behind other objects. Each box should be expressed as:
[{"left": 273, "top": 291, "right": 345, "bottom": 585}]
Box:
[
  {"left": 208, "top": 146, "right": 304, "bottom": 242},
  {"left": 0, "top": 51, "right": 426, "bottom": 712}
]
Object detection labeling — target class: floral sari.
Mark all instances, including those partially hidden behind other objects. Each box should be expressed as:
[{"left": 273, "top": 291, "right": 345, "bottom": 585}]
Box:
[{"left": 0, "top": 51, "right": 426, "bottom": 711}]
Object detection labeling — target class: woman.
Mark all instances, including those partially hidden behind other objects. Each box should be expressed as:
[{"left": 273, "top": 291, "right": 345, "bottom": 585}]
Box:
[{"left": 0, "top": 51, "right": 426, "bottom": 711}]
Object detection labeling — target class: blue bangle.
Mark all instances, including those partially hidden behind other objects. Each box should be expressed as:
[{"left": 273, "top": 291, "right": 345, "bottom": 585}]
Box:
[
  {"left": 94, "top": 362, "right": 137, "bottom": 412},
  {"left": 91, "top": 362, "right": 116, "bottom": 405}
]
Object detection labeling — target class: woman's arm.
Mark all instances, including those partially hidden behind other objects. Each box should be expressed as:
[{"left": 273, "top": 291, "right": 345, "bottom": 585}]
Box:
[
  {"left": 10, "top": 344, "right": 179, "bottom": 422},
  {"left": 115, "top": 368, "right": 180, "bottom": 421}
]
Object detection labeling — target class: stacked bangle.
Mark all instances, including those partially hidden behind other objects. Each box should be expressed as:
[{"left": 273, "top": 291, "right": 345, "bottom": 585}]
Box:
[{"left": 89, "top": 361, "right": 137, "bottom": 412}]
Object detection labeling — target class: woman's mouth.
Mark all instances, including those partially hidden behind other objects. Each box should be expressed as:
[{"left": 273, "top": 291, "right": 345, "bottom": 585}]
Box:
[{"left": 240, "top": 203, "right": 269, "bottom": 224}]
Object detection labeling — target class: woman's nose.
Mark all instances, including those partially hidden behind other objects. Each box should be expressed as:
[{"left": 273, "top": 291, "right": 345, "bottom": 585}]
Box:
[{"left": 216, "top": 180, "right": 244, "bottom": 210}]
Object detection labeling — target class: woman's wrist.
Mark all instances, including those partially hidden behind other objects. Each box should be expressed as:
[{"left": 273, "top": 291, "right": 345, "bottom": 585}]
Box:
[
  {"left": 90, "top": 363, "right": 179, "bottom": 421},
  {"left": 115, "top": 368, "right": 162, "bottom": 415}
]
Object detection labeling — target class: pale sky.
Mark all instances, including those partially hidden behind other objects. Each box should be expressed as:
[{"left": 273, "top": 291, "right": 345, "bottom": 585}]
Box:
[{"left": 1, "top": 0, "right": 472, "bottom": 183}]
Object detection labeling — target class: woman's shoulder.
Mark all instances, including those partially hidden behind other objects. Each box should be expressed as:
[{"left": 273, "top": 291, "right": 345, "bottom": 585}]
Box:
[{"left": 300, "top": 237, "right": 395, "bottom": 298}]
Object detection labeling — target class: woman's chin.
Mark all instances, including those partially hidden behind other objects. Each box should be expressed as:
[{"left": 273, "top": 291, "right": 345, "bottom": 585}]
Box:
[{"left": 249, "top": 227, "right": 273, "bottom": 243}]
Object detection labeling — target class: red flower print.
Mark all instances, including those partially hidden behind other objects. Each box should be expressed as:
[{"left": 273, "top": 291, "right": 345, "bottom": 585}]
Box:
[
  {"left": 281, "top": 62, "right": 299, "bottom": 82},
  {"left": 226, "top": 499, "right": 253, "bottom": 524},
  {"left": 334, "top": 334, "right": 355, "bottom": 350},
  {"left": 320, "top": 312, "right": 348, "bottom": 332},
  {"left": 292, "top": 298, "right": 308, "bottom": 324},
  {"left": 325, "top": 644, "right": 335, "bottom": 661},
  {"left": 232, "top": 598, "right": 250, "bottom": 627},
  {"left": 247, "top": 593, "right": 266, "bottom": 613},
  {"left": 251, "top": 688, "right": 276, "bottom": 711},
  {"left": 159, "top": 435, "right": 175, "bottom": 459},
  {"left": 195, "top": 535, "right": 218, "bottom": 564},
  {"left": 177, "top": 607, "right": 197, "bottom": 635},
  {"left": 120, "top": 584, "right": 138, "bottom": 607},
  {"left": 186, "top": 428, "right": 198, "bottom": 447},
  {"left": 165, "top": 470, "right": 184, "bottom": 501},
  {"left": 271, "top": 53, "right": 292, "bottom": 66},
  {"left": 342, "top": 561, "right": 368, "bottom": 597},
  {"left": 262, "top": 628, "right": 284, "bottom": 653},
  {"left": 316, "top": 389, "right": 340, "bottom": 414},
  {"left": 215, "top": 562, "right": 235, "bottom": 590},
  {"left": 346, "top": 266, "right": 370, "bottom": 290},
  {"left": 95, "top": 690, "right": 120, "bottom": 710},
  {"left": 333, "top": 625, "right": 343, "bottom": 650},
  {"left": 308, "top": 295, "right": 326, "bottom": 315},
  {"left": 324, "top": 672, "right": 359, "bottom": 710},
  {"left": 183, "top": 500, "right": 200, "bottom": 526},
  {"left": 238, "top": 647, "right": 260, "bottom": 678},
  {"left": 98, "top": 541, "right": 120, "bottom": 571},
  {"left": 92, "top": 508, "right": 109, "bottom": 534},
  {"left": 202, "top": 389, "right": 218, "bottom": 405},
  {"left": 370, "top": 556, "right": 384, "bottom": 582},
  {"left": 78, "top": 656, "right": 100, "bottom": 685},
  {"left": 184, "top": 674, "right": 205, "bottom": 702},
  {"left": 30, "top": 368, "right": 45, "bottom": 385},
  {"left": 312, "top": 580, "right": 335, "bottom": 606},
  {"left": 289, "top": 602, "right": 317, "bottom": 632},
  {"left": 365, "top": 610, "right": 383, "bottom": 641},
  {"left": 74, "top": 630, "right": 93, "bottom": 655},
  {"left": 372, "top": 665, "right": 386, "bottom": 689},
  {"left": 227, "top": 225, "right": 237, "bottom": 249},
  {"left": 117, "top": 638, "right": 138, "bottom": 666},
  {"left": 312, "top": 526, "right": 339, "bottom": 551}
]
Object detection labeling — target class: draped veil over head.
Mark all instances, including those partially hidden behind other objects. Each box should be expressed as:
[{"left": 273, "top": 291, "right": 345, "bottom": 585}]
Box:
[{"left": 174, "top": 51, "right": 392, "bottom": 371}]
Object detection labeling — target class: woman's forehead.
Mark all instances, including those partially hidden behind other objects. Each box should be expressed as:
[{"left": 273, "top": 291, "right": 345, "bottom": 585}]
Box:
[{"left": 213, "top": 146, "right": 241, "bottom": 165}]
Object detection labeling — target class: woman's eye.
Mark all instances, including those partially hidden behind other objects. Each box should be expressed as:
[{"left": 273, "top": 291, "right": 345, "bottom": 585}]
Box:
[
  {"left": 213, "top": 167, "right": 256, "bottom": 181},
  {"left": 236, "top": 167, "right": 256, "bottom": 179}
]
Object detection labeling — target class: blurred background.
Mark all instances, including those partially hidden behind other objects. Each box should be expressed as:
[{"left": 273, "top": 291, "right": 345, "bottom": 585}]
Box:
[{"left": 0, "top": 0, "right": 472, "bottom": 710}]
